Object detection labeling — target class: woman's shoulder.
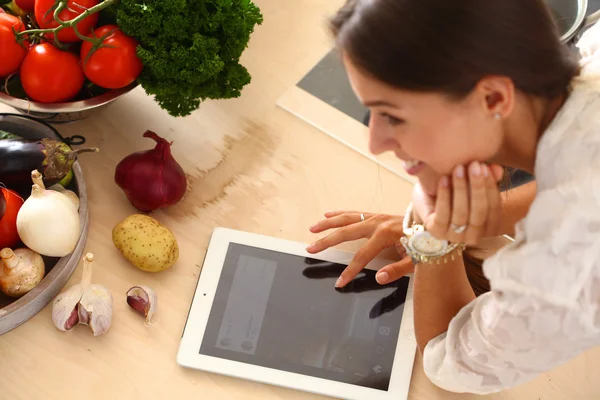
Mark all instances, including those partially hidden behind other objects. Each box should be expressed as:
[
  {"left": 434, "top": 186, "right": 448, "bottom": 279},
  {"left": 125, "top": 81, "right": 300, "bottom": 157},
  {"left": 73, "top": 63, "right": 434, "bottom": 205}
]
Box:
[{"left": 485, "top": 84, "right": 600, "bottom": 306}]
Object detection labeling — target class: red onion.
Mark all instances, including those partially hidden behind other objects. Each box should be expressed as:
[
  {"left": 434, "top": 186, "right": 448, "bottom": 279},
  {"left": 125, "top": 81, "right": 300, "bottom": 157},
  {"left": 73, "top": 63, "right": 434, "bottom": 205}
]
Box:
[{"left": 114, "top": 131, "right": 187, "bottom": 212}]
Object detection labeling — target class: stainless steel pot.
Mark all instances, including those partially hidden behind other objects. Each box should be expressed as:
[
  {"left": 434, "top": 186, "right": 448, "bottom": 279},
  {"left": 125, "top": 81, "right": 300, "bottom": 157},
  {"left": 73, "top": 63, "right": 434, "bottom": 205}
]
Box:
[{"left": 548, "top": 0, "right": 600, "bottom": 43}]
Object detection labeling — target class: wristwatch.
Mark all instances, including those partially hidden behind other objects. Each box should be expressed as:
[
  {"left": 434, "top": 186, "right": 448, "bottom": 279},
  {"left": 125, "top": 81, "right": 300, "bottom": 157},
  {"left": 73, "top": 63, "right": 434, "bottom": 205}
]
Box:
[{"left": 400, "top": 203, "right": 466, "bottom": 265}]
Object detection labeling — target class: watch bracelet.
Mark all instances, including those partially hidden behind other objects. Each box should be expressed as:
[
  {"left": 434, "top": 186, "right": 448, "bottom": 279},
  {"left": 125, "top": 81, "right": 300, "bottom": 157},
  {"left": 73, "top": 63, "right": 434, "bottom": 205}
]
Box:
[
  {"left": 405, "top": 241, "right": 467, "bottom": 265},
  {"left": 402, "top": 202, "right": 467, "bottom": 264}
]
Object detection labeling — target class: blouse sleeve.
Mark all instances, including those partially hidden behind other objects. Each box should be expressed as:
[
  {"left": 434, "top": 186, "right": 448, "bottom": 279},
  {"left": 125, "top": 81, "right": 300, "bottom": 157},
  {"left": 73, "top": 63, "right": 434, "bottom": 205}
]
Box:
[
  {"left": 421, "top": 167, "right": 600, "bottom": 395},
  {"left": 422, "top": 289, "right": 590, "bottom": 394}
]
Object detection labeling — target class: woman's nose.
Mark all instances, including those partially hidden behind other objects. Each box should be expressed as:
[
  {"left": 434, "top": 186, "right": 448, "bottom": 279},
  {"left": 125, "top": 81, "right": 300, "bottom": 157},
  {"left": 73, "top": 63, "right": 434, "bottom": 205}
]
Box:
[{"left": 368, "top": 116, "right": 397, "bottom": 155}]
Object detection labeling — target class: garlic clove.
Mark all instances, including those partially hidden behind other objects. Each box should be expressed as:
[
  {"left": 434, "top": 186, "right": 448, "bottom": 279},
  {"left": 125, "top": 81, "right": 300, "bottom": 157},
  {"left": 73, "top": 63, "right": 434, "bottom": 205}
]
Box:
[
  {"left": 52, "top": 284, "right": 85, "bottom": 331},
  {"left": 79, "top": 283, "right": 113, "bottom": 336},
  {"left": 65, "top": 307, "right": 80, "bottom": 331},
  {"left": 77, "top": 303, "right": 90, "bottom": 325},
  {"left": 51, "top": 253, "right": 113, "bottom": 336},
  {"left": 126, "top": 285, "right": 157, "bottom": 324}
]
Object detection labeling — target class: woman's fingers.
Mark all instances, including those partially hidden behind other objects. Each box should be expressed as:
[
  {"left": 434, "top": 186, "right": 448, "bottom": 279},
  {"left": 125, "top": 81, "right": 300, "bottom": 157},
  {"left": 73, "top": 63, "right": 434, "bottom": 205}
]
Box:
[
  {"left": 310, "top": 213, "right": 359, "bottom": 233},
  {"left": 464, "top": 162, "right": 488, "bottom": 245},
  {"left": 489, "top": 164, "right": 505, "bottom": 182},
  {"left": 426, "top": 175, "right": 452, "bottom": 238},
  {"left": 310, "top": 212, "right": 374, "bottom": 233},
  {"left": 307, "top": 223, "right": 370, "bottom": 254},
  {"left": 336, "top": 236, "right": 387, "bottom": 287},
  {"left": 324, "top": 210, "right": 375, "bottom": 219},
  {"left": 418, "top": 162, "right": 505, "bottom": 244},
  {"left": 448, "top": 165, "right": 470, "bottom": 242},
  {"left": 424, "top": 162, "right": 501, "bottom": 244},
  {"left": 376, "top": 257, "right": 414, "bottom": 285},
  {"left": 485, "top": 166, "right": 503, "bottom": 236},
  {"left": 394, "top": 240, "right": 408, "bottom": 258}
]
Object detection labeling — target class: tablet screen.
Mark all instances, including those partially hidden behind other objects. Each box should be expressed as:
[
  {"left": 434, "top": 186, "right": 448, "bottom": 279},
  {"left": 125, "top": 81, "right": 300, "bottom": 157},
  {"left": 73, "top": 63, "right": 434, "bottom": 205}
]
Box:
[{"left": 200, "top": 243, "right": 410, "bottom": 391}]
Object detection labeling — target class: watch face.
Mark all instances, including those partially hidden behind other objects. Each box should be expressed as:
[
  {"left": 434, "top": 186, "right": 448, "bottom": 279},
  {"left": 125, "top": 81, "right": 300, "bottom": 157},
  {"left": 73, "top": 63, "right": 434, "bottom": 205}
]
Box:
[{"left": 409, "top": 231, "right": 448, "bottom": 256}]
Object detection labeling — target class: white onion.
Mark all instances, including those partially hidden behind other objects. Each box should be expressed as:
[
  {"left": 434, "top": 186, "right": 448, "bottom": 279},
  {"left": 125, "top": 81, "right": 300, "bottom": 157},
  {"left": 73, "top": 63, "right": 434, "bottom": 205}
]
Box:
[{"left": 16, "top": 184, "right": 80, "bottom": 257}]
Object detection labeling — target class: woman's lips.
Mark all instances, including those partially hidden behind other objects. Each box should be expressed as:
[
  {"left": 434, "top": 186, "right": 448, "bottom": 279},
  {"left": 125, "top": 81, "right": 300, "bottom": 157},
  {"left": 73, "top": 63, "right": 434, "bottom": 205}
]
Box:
[{"left": 402, "top": 160, "right": 425, "bottom": 175}]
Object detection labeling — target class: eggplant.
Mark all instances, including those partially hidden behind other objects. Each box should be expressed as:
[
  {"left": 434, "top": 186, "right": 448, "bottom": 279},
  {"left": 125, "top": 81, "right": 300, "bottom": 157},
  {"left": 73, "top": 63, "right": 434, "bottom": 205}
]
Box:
[
  {"left": 0, "top": 138, "right": 98, "bottom": 193},
  {"left": 0, "top": 188, "right": 5, "bottom": 221}
]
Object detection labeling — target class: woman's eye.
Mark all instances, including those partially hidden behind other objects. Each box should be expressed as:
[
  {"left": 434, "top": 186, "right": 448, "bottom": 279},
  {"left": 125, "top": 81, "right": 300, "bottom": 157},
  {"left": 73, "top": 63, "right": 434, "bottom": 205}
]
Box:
[{"left": 380, "top": 113, "right": 404, "bottom": 126}]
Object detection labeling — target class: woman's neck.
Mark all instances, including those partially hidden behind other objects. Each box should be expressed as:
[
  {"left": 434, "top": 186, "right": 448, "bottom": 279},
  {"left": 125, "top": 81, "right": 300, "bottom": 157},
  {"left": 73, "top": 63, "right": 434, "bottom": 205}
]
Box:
[{"left": 493, "top": 92, "right": 567, "bottom": 175}]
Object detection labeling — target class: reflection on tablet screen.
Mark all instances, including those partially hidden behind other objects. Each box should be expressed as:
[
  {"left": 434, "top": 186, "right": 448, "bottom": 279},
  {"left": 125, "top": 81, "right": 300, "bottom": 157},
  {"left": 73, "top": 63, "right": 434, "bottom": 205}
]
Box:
[{"left": 200, "top": 243, "right": 409, "bottom": 391}]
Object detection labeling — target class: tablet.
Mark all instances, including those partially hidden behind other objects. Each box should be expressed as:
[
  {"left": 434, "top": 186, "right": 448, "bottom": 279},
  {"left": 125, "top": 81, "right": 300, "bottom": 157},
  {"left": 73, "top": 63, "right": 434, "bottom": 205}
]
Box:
[{"left": 177, "top": 228, "right": 416, "bottom": 400}]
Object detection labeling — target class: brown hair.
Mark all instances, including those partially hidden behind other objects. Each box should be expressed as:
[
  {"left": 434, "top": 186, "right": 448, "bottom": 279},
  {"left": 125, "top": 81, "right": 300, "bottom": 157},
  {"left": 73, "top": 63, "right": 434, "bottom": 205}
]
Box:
[
  {"left": 330, "top": 0, "right": 579, "bottom": 100},
  {"left": 464, "top": 249, "right": 490, "bottom": 296}
]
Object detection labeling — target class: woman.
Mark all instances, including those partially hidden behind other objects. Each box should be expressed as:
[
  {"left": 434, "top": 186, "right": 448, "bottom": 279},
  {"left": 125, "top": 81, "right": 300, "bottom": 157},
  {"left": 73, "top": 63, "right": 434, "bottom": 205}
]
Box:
[{"left": 307, "top": 0, "right": 600, "bottom": 394}]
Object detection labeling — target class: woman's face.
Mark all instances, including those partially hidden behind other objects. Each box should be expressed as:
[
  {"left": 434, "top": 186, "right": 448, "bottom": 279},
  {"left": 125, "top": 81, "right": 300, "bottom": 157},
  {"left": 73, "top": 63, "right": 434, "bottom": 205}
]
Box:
[{"left": 344, "top": 55, "right": 504, "bottom": 190}]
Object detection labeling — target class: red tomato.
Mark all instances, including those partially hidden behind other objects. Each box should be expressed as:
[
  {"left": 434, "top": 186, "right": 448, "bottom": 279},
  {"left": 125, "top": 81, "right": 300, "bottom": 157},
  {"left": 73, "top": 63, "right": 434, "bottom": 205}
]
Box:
[
  {"left": 0, "top": 188, "right": 24, "bottom": 249},
  {"left": 35, "top": 0, "right": 99, "bottom": 43},
  {"left": 0, "top": 8, "right": 5, "bottom": 13},
  {"left": 0, "top": 13, "right": 28, "bottom": 77},
  {"left": 20, "top": 43, "right": 84, "bottom": 103},
  {"left": 15, "top": 0, "right": 35, "bottom": 12},
  {"left": 80, "top": 25, "right": 143, "bottom": 89}
]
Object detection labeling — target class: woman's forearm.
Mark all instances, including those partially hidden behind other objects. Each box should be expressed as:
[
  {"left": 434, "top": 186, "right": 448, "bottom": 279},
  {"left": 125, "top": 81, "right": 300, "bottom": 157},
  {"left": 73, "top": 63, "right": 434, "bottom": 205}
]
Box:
[
  {"left": 500, "top": 180, "right": 536, "bottom": 235},
  {"left": 414, "top": 257, "right": 475, "bottom": 353},
  {"left": 411, "top": 180, "right": 535, "bottom": 352}
]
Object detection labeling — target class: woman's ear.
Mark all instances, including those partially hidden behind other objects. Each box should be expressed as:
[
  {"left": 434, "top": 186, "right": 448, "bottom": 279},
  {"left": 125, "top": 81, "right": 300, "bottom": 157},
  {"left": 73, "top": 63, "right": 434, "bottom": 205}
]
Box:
[{"left": 477, "top": 76, "right": 515, "bottom": 119}]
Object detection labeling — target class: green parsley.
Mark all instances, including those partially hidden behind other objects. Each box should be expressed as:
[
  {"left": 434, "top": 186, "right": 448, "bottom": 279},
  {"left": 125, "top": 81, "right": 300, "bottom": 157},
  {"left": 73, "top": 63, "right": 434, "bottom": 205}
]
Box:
[{"left": 116, "top": 0, "right": 263, "bottom": 117}]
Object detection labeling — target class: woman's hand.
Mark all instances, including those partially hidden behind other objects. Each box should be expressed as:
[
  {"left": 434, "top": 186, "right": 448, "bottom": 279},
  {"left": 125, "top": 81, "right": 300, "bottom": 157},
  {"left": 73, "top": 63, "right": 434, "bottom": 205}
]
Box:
[
  {"left": 417, "top": 162, "right": 504, "bottom": 245},
  {"left": 307, "top": 211, "right": 413, "bottom": 288}
]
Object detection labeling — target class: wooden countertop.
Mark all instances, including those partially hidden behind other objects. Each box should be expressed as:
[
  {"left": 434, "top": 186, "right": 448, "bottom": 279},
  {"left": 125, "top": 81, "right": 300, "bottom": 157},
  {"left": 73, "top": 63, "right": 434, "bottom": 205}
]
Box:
[{"left": 1, "top": 1, "right": 599, "bottom": 399}]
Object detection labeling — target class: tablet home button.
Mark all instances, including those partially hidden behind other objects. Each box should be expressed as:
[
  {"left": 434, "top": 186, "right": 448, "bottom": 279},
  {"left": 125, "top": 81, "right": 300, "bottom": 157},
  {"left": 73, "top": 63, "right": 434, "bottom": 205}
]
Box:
[{"left": 404, "top": 330, "right": 414, "bottom": 340}]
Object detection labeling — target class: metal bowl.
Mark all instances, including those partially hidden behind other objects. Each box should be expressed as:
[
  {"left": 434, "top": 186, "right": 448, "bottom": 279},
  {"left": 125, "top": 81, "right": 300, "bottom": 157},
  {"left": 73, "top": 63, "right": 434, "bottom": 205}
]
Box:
[
  {"left": 0, "top": 113, "right": 89, "bottom": 335},
  {"left": 0, "top": 83, "right": 138, "bottom": 124}
]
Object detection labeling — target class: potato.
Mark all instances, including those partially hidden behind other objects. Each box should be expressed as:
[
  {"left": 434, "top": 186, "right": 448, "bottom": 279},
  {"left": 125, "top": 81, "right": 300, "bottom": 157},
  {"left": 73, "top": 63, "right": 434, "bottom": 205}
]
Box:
[{"left": 112, "top": 214, "right": 179, "bottom": 273}]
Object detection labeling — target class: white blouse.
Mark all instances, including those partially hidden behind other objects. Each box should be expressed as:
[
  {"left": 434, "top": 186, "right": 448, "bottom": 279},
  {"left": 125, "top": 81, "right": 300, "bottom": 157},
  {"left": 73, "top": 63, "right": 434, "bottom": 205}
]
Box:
[{"left": 422, "top": 23, "right": 600, "bottom": 395}]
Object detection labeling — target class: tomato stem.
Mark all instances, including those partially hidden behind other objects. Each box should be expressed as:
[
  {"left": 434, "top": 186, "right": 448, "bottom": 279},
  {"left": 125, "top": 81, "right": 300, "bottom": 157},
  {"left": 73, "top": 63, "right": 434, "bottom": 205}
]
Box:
[
  {"left": 81, "top": 27, "right": 118, "bottom": 68},
  {"left": 15, "top": 0, "right": 118, "bottom": 42}
]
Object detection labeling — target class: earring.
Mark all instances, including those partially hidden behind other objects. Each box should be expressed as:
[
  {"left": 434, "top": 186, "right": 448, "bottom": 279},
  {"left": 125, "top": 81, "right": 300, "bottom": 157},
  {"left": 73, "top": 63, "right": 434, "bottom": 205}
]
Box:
[{"left": 494, "top": 113, "right": 502, "bottom": 120}]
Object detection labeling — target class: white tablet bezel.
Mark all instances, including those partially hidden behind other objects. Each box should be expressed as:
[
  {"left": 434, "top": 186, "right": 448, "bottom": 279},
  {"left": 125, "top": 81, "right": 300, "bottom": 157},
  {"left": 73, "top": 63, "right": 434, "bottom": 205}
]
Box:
[{"left": 177, "top": 227, "right": 417, "bottom": 400}]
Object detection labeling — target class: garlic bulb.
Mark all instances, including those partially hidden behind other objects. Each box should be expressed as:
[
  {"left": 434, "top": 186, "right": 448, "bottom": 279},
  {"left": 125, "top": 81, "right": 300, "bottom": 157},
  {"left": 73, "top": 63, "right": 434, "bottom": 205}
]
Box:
[
  {"left": 52, "top": 253, "right": 113, "bottom": 336},
  {"left": 0, "top": 248, "right": 45, "bottom": 297},
  {"left": 31, "top": 170, "right": 79, "bottom": 211},
  {"left": 16, "top": 184, "right": 80, "bottom": 257},
  {"left": 126, "top": 285, "right": 157, "bottom": 324}
]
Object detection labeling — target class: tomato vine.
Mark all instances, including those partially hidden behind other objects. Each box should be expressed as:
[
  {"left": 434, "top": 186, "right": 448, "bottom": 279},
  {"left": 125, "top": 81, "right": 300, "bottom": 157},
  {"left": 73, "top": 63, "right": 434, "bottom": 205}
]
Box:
[{"left": 15, "top": 0, "right": 116, "bottom": 45}]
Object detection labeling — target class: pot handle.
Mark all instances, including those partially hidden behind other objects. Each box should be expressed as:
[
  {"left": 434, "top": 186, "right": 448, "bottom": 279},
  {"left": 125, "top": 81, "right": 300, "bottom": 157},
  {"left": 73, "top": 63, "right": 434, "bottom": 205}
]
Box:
[{"left": 584, "top": 10, "right": 600, "bottom": 28}]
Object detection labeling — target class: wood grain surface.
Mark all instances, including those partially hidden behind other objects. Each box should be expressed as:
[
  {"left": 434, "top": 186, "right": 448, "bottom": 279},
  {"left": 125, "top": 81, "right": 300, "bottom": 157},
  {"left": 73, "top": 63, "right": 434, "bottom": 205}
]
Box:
[{"left": 0, "top": 1, "right": 599, "bottom": 399}]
